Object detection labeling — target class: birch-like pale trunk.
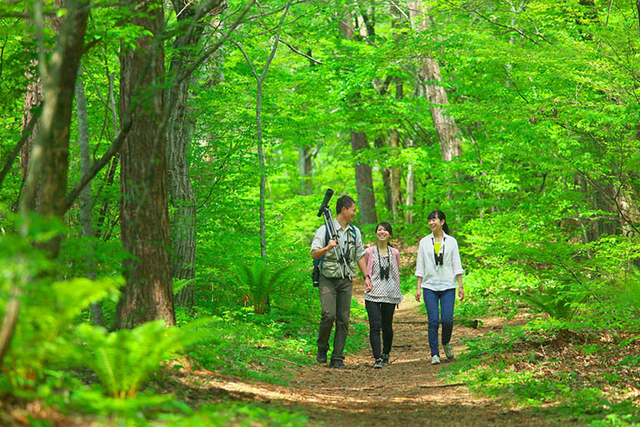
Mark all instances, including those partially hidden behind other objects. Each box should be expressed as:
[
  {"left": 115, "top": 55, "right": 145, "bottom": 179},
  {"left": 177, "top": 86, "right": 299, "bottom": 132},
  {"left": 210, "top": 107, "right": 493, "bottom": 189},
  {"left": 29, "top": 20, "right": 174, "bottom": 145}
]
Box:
[
  {"left": 409, "top": 1, "right": 462, "bottom": 161},
  {"left": 389, "top": 128, "right": 403, "bottom": 221}
]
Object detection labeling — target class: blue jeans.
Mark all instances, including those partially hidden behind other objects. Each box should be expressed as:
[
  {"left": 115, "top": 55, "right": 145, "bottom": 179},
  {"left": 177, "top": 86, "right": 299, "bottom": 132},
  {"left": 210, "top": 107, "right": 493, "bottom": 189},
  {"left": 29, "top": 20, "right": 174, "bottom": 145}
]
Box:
[{"left": 423, "top": 288, "right": 455, "bottom": 357}]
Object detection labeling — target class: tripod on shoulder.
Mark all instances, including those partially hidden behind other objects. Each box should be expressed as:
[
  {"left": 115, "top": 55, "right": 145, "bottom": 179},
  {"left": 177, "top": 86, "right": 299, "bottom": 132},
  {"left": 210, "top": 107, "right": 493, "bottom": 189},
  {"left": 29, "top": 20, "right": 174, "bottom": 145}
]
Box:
[{"left": 312, "top": 189, "right": 352, "bottom": 286}]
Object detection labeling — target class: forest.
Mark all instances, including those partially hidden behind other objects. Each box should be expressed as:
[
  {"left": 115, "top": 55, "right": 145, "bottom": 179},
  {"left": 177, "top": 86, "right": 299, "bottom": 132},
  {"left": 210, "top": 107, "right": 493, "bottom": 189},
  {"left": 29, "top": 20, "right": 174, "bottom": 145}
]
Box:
[{"left": 0, "top": 0, "right": 639, "bottom": 425}]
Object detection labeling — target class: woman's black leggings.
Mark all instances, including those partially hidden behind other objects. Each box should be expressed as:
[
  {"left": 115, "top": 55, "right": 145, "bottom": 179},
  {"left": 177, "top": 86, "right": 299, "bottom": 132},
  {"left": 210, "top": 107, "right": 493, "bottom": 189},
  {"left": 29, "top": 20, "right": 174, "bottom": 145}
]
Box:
[{"left": 365, "top": 300, "right": 396, "bottom": 359}]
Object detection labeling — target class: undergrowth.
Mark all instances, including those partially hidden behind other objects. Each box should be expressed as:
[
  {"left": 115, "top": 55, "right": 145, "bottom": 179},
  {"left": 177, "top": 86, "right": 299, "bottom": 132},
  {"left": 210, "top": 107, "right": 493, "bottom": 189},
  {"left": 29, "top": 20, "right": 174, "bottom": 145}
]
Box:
[{"left": 442, "top": 316, "right": 640, "bottom": 426}]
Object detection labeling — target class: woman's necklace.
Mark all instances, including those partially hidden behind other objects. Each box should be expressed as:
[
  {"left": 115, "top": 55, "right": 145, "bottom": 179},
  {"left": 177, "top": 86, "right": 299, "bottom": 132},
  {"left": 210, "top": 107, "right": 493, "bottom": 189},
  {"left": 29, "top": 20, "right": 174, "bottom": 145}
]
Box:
[{"left": 376, "top": 245, "right": 391, "bottom": 281}]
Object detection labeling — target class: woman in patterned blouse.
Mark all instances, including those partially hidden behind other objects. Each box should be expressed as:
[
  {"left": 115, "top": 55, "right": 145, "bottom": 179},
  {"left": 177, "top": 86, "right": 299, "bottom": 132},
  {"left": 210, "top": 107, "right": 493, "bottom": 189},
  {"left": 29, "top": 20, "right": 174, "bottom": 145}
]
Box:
[{"left": 364, "top": 222, "right": 403, "bottom": 369}]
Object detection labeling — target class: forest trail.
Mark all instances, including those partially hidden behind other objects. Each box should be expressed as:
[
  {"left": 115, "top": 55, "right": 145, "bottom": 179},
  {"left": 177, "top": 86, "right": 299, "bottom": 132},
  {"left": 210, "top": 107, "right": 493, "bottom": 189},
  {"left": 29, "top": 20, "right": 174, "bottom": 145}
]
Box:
[{"left": 187, "top": 279, "right": 562, "bottom": 427}]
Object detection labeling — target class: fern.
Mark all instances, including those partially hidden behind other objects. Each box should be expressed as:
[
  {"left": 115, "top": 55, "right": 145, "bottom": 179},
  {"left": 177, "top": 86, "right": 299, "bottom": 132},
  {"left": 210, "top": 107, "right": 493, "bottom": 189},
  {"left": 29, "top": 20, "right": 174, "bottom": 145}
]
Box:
[
  {"left": 72, "top": 319, "right": 205, "bottom": 398},
  {"left": 235, "top": 261, "right": 293, "bottom": 314},
  {"left": 513, "top": 283, "right": 584, "bottom": 320},
  {"left": 1, "top": 275, "right": 118, "bottom": 390}
]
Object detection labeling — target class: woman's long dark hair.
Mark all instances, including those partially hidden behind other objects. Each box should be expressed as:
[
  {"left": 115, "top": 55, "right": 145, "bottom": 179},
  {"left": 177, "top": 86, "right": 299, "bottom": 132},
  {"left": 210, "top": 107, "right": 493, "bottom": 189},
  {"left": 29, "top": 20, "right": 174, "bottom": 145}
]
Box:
[{"left": 428, "top": 210, "right": 451, "bottom": 235}]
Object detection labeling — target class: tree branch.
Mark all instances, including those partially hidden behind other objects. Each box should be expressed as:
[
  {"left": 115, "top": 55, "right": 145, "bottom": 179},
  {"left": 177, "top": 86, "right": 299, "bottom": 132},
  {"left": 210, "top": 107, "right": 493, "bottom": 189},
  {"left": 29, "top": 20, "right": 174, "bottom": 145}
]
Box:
[
  {"left": 66, "top": 0, "right": 256, "bottom": 212},
  {"left": 0, "top": 105, "right": 42, "bottom": 190},
  {"left": 278, "top": 38, "right": 322, "bottom": 65}
]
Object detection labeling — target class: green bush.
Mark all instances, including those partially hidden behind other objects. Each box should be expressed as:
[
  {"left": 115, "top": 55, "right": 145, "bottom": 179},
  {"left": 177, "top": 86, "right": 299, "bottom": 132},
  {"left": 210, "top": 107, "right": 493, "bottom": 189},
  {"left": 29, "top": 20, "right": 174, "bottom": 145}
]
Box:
[
  {"left": 512, "top": 281, "right": 584, "bottom": 320},
  {"left": 0, "top": 250, "right": 118, "bottom": 392},
  {"left": 234, "top": 261, "right": 293, "bottom": 314},
  {"left": 71, "top": 319, "right": 204, "bottom": 398}
]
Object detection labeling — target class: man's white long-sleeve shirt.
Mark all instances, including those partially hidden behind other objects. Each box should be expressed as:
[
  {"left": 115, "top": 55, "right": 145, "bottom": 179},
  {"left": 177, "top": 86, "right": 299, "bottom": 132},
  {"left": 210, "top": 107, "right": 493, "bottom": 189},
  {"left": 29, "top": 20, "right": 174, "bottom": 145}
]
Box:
[{"left": 415, "top": 232, "right": 465, "bottom": 291}]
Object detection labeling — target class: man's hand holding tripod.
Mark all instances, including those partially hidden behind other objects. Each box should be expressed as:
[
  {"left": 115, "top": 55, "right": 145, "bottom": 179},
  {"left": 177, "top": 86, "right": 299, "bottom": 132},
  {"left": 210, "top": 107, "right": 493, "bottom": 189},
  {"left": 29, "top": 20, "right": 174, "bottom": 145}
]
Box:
[{"left": 311, "top": 239, "right": 337, "bottom": 260}]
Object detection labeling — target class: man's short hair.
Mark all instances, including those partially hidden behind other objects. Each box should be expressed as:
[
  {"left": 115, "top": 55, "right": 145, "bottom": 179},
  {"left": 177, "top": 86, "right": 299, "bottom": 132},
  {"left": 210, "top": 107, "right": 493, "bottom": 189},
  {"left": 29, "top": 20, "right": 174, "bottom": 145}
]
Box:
[{"left": 336, "top": 195, "right": 355, "bottom": 214}]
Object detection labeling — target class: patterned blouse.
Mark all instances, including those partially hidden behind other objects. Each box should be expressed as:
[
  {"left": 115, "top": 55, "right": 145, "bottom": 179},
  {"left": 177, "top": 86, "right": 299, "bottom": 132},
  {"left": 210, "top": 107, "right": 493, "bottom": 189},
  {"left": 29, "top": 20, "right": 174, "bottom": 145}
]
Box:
[{"left": 364, "top": 246, "right": 403, "bottom": 304}]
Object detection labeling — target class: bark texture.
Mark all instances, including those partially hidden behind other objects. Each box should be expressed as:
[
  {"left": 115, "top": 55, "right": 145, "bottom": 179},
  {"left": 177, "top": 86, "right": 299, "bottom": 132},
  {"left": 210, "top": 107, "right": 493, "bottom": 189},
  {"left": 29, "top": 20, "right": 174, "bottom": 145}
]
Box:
[
  {"left": 114, "top": 0, "right": 175, "bottom": 329},
  {"left": 389, "top": 129, "right": 403, "bottom": 221},
  {"left": 20, "top": 74, "right": 42, "bottom": 186},
  {"left": 409, "top": 1, "right": 462, "bottom": 161},
  {"left": 351, "top": 132, "right": 377, "bottom": 224},
  {"left": 167, "top": 0, "right": 227, "bottom": 308},
  {"left": 1, "top": 0, "right": 89, "bottom": 364},
  {"left": 340, "top": 14, "right": 377, "bottom": 224}
]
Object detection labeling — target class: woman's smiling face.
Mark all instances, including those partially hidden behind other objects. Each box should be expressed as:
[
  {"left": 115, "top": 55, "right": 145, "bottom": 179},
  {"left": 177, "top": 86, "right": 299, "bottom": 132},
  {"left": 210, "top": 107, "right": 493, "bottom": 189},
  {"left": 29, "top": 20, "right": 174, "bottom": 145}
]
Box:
[
  {"left": 376, "top": 225, "right": 390, "bottom": 241},
  {"left": 428, "top": 216, "right": 444, "bottom": 232}
]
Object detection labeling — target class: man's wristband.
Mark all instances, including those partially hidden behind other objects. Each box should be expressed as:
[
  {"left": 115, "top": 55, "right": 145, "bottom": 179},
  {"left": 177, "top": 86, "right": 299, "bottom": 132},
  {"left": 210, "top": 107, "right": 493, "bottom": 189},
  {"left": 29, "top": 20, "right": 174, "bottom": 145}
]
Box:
[{"left": 364, "top": 275, "right": 371, "bottom": 280}]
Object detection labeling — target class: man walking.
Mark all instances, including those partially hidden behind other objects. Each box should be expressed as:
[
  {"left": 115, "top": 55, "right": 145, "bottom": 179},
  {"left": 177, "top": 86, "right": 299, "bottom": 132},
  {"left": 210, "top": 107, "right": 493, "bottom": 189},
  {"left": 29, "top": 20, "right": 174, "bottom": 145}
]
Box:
[{"left": 311, "top": 195, "right": 371, "bottom": 369}]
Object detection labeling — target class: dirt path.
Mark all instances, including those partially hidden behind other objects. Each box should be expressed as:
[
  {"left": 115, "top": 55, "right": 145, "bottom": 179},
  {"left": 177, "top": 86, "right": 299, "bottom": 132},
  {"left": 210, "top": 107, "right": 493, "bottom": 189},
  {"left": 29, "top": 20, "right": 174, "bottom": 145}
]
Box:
[
  {"left": 190, "top": 280, "right": 562, "bottom": 426},
  {"left": 288, "top": 281, "right": 552, "bottom": 427}
]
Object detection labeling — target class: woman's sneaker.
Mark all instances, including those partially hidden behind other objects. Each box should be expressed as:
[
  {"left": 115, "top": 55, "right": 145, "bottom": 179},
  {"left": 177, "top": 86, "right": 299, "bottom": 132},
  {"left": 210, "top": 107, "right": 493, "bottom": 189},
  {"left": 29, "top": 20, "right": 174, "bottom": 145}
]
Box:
[
  {"left": 431, "top": 355, "right": 441, "bottom": 365},
  {"left": 381, "top": 354, "right": 390, "bottom": 366},
  {"left": 443, "top": 343, "right": 454, "bottom": 360},
  {"left": 373, "top": 358, "right": 384, "bottom": 369}
]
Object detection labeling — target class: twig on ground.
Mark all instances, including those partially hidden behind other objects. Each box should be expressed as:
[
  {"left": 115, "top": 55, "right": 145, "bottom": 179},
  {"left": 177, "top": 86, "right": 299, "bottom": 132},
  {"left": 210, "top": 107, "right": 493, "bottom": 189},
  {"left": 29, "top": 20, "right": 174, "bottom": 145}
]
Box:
[{"left": 419, "top": 383, "right": 465, "bottom": 388}]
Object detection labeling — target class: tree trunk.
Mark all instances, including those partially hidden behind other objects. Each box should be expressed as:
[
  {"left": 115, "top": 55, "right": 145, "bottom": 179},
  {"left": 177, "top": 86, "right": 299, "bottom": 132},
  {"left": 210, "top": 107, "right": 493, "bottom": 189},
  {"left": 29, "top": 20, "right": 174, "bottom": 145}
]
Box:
[
  {"left": 0, "top": 0, "right": 89, "bottom": 365},
  {"left": 374, "top": 135, "right": 393, "bottom": 213},
  {"left": 409, "top": 1, "right": 463, "bottom": 161},
  {"left": 593, "top": 183, "right": 619, "bottom": 239},
  {"left": 76, "top": 64, "right": 106, "bottom": 327},
  {"left": 389, "top": 79, "right": 404, "bottom": 221},
  {"left": 235, "top": 2, "right": 290, "bottom": 263},
  {"left": 166, "top": 0, "right": 227, "bottom": 308},
  {"left": 257, "top": 79, "right": 268, "bottom": 260},
  {"left": 114, "top": 0, "right": 175, "bottom": 329},
  {"left": 19, "top": 0, "right": 63, "bottom": 208},
  {"left": 405, "top": 136, "right": 415, "bottom": 224},
  {"left": 340, "top": 14, "right": 377, "bottom": 224},
  {"left": 94, "top": 72, "right": 119, "bottom": 241},
  {"left": 296, "top": 145, "right": 314, "bottom": 196},
  {"left": 20, "top": 73, "right": 42, "bottom": 188},
  {"left": 351, "top": 132, "right": 377, "bottom": 224},
  {"left": 24, "top": 0, "right": 89, "bottom": 235},
  {"left": 389, "top": 128, "right": 403, "bottom": 221}
]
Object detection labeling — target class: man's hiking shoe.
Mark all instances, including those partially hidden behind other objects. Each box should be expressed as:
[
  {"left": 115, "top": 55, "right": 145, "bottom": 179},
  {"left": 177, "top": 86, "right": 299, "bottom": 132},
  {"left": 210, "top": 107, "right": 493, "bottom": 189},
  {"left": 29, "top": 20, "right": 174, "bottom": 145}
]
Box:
[
  {"left": 373, "top": 358, "right": 384, "bottom": 369},
  {"left": 443, "top": 343, "right": 454, "bottom": 360},
  {"left": 431, "top": 355, "right": 441, "bottom": 365},
  {"left": 316, "top": 351, "right": 327, "bottom": 364},
  {"left": 382, "top": 354, "right": 390, "bottom": 366},
  {"left": 329, "top": 359, "right": 346, "bottom": 369}
]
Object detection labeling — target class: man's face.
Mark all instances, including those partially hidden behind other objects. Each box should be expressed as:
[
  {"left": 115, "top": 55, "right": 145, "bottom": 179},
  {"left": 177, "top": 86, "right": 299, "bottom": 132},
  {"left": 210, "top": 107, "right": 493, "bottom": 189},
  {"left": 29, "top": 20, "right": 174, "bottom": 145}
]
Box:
[{"left": 342, "top": 203, "right": 357, "bottom": 222}]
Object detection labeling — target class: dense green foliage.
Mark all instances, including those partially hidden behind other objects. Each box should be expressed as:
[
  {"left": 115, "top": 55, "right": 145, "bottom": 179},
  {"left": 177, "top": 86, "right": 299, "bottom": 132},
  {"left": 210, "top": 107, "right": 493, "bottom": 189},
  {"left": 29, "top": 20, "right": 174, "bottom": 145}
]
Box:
[{"left": 1, "top": 0, "right": 639, "bottom": 424}]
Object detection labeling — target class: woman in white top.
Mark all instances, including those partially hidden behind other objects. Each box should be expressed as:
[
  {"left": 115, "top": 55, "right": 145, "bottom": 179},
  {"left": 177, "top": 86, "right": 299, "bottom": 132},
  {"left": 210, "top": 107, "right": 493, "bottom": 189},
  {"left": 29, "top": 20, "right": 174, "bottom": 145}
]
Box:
[
  {"left": 414, "top": 210, "right": 465, "bottom": 365},
  {"left": 364, "top": 222, "right": 402, "bottom": 369}
]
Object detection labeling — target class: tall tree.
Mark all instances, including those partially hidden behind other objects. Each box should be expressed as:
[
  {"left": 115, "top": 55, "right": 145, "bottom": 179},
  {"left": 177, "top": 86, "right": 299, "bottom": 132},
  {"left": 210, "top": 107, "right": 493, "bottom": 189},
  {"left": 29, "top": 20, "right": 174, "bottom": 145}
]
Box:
[
  {"left": 351, "top": 131, "right": 377, "bottom": 224},
  {"left": 167, "top": 0, "right": 227, "bottom": 308},
  {"left": 113, "top": 0, "right": 175, "bottom": 329},
  {"left": 0, "top": 0, "right": 90, "bottom": 363},
  {"left": 409, "top": 1, "right": 462, "bottom": 161},
  {"left": 234, "top": 0, "right": 291, "bottom": 260},
  {"left": 19, "top": 1, "right": 63, "bottom": 207},
  {"left": 340, "top": 13, "right": 377, "bottom": 224}
]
